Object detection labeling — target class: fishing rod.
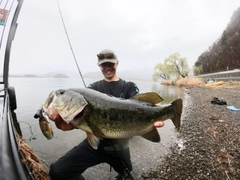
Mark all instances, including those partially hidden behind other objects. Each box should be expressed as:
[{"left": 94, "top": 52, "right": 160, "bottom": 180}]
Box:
[
  {"left": 56, "top": 1, "right": 134, "bottom": 179},
  {"left": 56, "top": 0, "right": 86, "bottom": 88},
  {"left": 109, "top": 140, "right": 134, "bottom": 179}
]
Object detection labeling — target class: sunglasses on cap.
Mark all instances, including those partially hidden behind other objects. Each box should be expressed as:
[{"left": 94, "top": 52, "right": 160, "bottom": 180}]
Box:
[{"left": 97, "top": 53, "right": 114, "bottom": 60}]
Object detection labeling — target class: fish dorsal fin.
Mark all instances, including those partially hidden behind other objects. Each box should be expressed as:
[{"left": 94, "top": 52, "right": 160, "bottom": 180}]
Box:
[
  {"left": 141, "top": 128, "right": 160, "bottom": 142},
  {"left": 86, "top": 132, "right": 100, "bottom": 150},
  {"left": 131, "top": 92, "right": 163, "bottom": 104}
]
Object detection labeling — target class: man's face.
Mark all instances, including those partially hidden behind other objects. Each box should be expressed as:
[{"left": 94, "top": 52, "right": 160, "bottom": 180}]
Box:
[{"left": 99, "top": 62, "right": 118, "bottom": 80}]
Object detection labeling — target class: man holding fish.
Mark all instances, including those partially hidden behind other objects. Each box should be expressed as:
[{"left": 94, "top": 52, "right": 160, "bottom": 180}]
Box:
[{"left": 47, "top": 49, "right": 179, "bottom": 180}]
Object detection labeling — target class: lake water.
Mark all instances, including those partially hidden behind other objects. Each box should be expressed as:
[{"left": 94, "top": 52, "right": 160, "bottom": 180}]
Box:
[{"left": 10, "top": 77, "right": 186, "bottom": 179}]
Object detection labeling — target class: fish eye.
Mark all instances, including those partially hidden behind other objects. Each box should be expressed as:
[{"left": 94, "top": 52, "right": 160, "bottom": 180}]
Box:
[{"left": 59, "top": 89, "right": 65, "bottom": 95}]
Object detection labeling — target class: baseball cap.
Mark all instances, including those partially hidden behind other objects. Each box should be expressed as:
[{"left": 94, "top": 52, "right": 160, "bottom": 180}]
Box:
[{"left": 97, "top": 49, "right": 118, "bottom": 65}]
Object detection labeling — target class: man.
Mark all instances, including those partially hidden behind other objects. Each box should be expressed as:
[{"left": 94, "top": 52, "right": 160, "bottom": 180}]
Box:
[{"left": 49, "top": 49, "right": 164, "bottom": 180}]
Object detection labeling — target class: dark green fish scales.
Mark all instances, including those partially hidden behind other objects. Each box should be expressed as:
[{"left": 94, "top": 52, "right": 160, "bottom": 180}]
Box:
[{"left": 42, "top": 88, "right": 182, "bottom": 149}]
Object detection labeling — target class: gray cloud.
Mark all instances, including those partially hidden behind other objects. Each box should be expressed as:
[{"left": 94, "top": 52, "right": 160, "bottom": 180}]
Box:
[{"left": 10, "top": 0, "right": 240, "bottom": 76}]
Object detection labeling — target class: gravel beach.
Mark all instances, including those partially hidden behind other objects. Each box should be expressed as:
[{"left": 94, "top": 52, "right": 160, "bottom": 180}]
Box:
[{"left": 147, "top": 85, "right": 240, "bottom": 180}]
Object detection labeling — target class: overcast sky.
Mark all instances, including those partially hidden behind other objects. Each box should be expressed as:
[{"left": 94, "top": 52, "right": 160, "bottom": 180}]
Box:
[{"left": 10, "top": 0, "right": 240, "bottom": 76}]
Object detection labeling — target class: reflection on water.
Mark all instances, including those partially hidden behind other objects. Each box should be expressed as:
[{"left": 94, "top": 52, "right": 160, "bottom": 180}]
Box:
[
  {"left": 152, "top": 83, "right": 185, "bottom": 103},
  {"left": 9, "top": 78, "right": 186, "bottom": 179}
]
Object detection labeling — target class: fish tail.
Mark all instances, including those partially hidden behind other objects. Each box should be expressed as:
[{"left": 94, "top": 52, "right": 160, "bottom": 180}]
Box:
[{"left": 171, "top": 98, "right": 182, "bottom": 130}]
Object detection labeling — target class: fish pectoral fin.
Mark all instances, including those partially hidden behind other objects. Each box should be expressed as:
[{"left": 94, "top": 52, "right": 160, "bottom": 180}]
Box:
[
  {"left": 87, "top": 133, "right": 100, "bottom": 150},
  {"left": 171, "top": 98, "right": 183, "bottom": 130},
  {"left": 87, "top": 122, "right": 105, "bottom": 138},
  {"left": 131, "top": 92, "right": 163, "bottom": 104},
  {"left": 141, "top": 128, "right": 160, "bottom": 142}
]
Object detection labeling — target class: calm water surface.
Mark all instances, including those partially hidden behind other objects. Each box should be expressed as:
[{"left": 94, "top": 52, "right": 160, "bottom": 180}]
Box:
[{"left": 10, "top": 77, "right": 186, "bottom": 179}]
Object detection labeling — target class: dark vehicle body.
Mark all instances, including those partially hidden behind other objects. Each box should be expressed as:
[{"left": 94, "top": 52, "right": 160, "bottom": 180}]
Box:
[{"left": 0, "top": 0, "right": 33, "bottom": 179}]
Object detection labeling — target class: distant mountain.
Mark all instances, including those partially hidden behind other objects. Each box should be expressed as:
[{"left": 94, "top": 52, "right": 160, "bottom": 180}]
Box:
[
  {"left": 83, "top": 71, "right": 102, "bottom": 79},
  {"left": 9, "top": 74, "right": 38, "bottom": 78},
  {"left": 41, "top": 70, "right": 87, "bottom": 78},
  {"left": 53, "top": 74, "right": 69, "bottom": 78},
  {"left": 8, "top": 72, "right": 69, "bottom": 78},
  {"left": 8, "top": 68, "right": 154, "bottom": 80},
  {"left": 38, "top": 71, "right": 65, "bottom": 78}
]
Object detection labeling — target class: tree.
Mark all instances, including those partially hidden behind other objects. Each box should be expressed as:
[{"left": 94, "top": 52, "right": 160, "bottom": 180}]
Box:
[
  {"left": 193, "top": 65, "right": 203, "bottom": 76},
  {"left": 165, "top": 52, "right": 190, "bottom": 78},
  {"left": 194, "top": 7, "right": 240, "bottom": 74},
  {"left": 152, "top": 52, "right": 190, "bottom": 81},
  {"left": 152, "top": 63, "right": 171, "bottom": 81}
]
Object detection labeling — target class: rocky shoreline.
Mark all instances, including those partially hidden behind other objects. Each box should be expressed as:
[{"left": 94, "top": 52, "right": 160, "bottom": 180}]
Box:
[{"left": 147, "top": 85, "right": 240, "bottom": 180}]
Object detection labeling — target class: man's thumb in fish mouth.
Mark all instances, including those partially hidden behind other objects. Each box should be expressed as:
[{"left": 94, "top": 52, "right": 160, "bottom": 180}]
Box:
[
  {"left": 54, "top": 118, "right": 76, "bottom": 131},
  {"left": 154, "top": 121, "right": 164, "bottom": 128},
  {"left": 46, "top": 106, "right": 60, "bottom": 121}
]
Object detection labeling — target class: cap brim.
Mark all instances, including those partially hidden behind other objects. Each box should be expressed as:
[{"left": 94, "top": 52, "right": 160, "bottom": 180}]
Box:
[{"left": 97, "top": 59, "right": 118, "bottom": 65}]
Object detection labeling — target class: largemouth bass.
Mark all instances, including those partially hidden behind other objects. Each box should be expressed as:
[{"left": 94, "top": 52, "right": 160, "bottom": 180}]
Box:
[{"left": 42, "top": 88, "right": 182, "bottom": 149}]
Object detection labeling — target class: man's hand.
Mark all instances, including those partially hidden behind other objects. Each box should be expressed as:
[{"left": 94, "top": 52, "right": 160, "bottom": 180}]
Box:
[
  {"left": 46, "top": 106, "right": 76, "bottom": 131},
  {"left": 154, "top": 121, "right": 164, "bottom": 128}
]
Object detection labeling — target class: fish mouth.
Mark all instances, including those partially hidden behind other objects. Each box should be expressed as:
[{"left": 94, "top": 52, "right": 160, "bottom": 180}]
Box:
[
  {"left": 43, "top": 89, "right": 88, "bottom": 123},
  {"left": 42, "top": 104, "right": 87, "bottom": 123},
  {"left": 42, "top": 104, "right": 60, "bottom": 121}
]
